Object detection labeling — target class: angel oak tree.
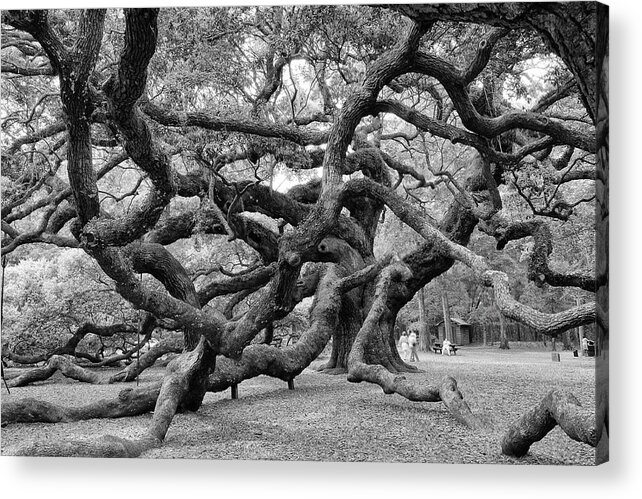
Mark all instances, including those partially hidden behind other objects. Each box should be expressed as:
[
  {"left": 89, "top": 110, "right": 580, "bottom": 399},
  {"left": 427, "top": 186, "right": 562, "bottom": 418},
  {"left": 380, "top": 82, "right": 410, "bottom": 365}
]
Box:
[{"left": 1, "top": 4, "right": 607, "bottom": 461}]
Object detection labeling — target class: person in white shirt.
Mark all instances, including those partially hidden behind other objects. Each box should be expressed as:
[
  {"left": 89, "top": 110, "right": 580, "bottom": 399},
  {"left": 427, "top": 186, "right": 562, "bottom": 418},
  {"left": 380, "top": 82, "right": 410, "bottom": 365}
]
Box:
[
  {"left": 441, "top": 338, "right": 453, "bottom": 356},
  {"left": 398, "top": 331, "right": 410, "bottom": 361},
  {"left": 408, "top": 332, "right": 419, "bottom": 362},
  {"left": 581, "top": 336, "right": 589, "bottom": 356}
]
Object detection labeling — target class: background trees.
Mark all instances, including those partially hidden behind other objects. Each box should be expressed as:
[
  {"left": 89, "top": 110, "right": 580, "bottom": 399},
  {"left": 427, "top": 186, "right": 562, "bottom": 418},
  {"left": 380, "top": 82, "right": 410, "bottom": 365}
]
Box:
[{"left": 1, "top": 4, "right": 606, "bottom": 460}]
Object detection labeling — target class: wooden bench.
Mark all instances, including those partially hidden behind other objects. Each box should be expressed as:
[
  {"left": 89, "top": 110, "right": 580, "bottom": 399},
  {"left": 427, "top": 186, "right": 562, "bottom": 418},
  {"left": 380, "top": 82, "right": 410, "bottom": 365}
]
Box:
[{"left": 432, "top": 343, "right": 459, "bottom": 355}]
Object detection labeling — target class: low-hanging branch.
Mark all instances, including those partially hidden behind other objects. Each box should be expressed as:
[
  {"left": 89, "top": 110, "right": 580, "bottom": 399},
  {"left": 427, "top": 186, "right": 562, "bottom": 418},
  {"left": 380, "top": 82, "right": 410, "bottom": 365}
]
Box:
[
  {"left": 342, "top": 177, "right": 595, "bottom": 335},
  {"left": 141, "top": 100, "right": 329, "bottom": 147},
  {"left": 347, "top": 262, "right": 484, "bottom": 430},
  {"left": 0, "top": 258, "right": 362, "bottom": 425},
  {"left": 4, "top": 317, "right": 163, "bottom": 387},
  {"left": 10, "top": 337, "right": 215, "bottom": 458},
  {"left": 5, "top": 355, "right": 110, "bottom": 387},
  {"left": 109, "top": 335, "right": 183, "bottom": 383},
  {"left": 208, "top": 257, "right": 390, "bottom": 391},
  {"left": 484, "top": 218, "right": 596, "bottom": 292},
  {"left": 2, "top": 384, "right": 162, "bottom": 426},
  {"left": 2, "top": 321, "right": 138, "bottom": 366}
]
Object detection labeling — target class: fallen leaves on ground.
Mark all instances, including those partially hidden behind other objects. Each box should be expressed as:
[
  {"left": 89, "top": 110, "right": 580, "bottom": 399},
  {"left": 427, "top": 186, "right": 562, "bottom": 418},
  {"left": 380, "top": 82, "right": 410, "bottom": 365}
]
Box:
[{"left": 1, "top": 346, "right": 596, "bottom": 464}]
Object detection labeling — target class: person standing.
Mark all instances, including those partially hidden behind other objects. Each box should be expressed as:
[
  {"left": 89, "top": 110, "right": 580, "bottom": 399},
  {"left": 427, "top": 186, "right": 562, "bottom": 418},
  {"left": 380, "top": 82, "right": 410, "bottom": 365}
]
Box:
[
  {"left": 398, "top": 331, "right": 410, "bottom": 361},
  {"left": 581, "top": 336, "right": 589, "bottom": 356},
  {"left": 408, "top": 331, "right": 419, "bottom": 362}
]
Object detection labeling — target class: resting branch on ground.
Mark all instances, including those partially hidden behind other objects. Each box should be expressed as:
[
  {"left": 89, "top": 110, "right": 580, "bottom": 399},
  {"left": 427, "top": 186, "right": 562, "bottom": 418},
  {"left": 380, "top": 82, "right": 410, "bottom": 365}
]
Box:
[
  {"left": 501, "top": 389, "right": 597, "bottom": 458},
  {"left": 11, "top": 337, "right": 214, "bottom": 457},
  {"left": 347, "top": 262, "right": 484, "bottom": 430}
]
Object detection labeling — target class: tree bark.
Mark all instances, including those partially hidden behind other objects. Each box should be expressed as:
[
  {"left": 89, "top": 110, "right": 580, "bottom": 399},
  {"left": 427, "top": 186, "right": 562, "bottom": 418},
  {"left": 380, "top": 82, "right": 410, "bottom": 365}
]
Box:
[
  {"left": 498, "top": 306, "right": 509, "bottom": 350},
  {"left": 208, "top": 259, "right": 392, "bottom": 390},
  {"left": 595, "top": 2, "right": 609, "bottom": 464},
  {"left": 347, "top": 263, "right": 483, "bottom": 429},
  {"left": 501, "top": 389, "right": 597, "bottom": 458},
  {"left": 10, "top": 336, "right": 215, "bottom": 457},
  {"left": 390, "top": 3, "right": 599, "bottom": 121},
  {"left": 110, "top": 336, "right": 183, "bottom": 383},
  {"left": 6, "top": 355, "right": 107, "bottom": 387},
  {"left": 317, "top": 293, "right": 363, "bottom": 374},
  {"left": 2, "top": 384, "right": 161, "bottom": 425},
  {"left": 2, "top": 322, "right": 139, "bottom": 366}
]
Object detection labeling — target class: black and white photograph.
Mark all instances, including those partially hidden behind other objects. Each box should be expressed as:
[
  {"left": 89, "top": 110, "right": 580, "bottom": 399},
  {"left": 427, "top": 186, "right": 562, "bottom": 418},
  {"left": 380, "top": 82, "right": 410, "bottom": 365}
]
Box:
[{"left": 0, "top": 0, "right": 616, "bottom": 484}]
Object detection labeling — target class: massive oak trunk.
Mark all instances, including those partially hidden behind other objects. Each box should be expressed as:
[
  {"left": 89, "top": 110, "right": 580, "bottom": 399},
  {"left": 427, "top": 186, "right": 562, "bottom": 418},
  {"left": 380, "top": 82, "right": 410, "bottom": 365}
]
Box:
[{"left": 318, "top": 292, "right": 364, "bottom": 374}]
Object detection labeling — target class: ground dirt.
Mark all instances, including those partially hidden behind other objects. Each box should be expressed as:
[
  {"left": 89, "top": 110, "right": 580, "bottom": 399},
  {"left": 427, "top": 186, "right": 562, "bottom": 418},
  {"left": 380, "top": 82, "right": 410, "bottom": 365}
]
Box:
[{"left": 0, "top": 345, "right": 596, "bottom": 464}]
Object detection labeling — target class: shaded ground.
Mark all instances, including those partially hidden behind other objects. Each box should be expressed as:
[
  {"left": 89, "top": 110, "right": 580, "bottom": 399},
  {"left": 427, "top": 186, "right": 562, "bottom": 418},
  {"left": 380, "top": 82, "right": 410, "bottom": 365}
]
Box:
[{"left": 0, "top": 345, "right": 596, "bottom": 464}]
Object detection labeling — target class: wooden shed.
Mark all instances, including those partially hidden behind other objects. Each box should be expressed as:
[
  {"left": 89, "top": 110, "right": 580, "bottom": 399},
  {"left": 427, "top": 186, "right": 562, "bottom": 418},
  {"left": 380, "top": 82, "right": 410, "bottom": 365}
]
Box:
[{"left": 437, "top": 318, "right": 472, "bottom": 345}]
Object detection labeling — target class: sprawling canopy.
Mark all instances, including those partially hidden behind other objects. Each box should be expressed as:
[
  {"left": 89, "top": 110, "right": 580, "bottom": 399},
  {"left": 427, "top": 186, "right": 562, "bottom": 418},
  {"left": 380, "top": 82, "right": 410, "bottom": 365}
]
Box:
[{"left": 1, "top": 4, "right": 608, "bottom": 462}]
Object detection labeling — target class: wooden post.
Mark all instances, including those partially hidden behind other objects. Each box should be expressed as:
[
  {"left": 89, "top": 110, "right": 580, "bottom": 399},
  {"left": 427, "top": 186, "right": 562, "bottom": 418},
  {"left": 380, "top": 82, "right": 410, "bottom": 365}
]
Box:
[
  {"left": 441, "top": 291, "right": 452, "bottom": 343},
  {"left": 231, "top": 384, "right": 238, "bottom": 399},
  {"left": 287, "top": 378, "right": 295, "bottom": 390}
]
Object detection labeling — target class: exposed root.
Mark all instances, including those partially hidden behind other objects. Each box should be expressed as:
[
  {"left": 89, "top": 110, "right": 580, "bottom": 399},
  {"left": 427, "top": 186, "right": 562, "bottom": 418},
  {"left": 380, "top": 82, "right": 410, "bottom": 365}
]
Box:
[{"left": 501, "top": 389, "right": 597, "bottom": 457}]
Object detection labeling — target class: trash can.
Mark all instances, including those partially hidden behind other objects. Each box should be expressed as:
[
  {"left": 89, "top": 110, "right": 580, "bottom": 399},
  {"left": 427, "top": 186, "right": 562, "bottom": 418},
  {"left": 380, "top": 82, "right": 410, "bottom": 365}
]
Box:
[{"left": 573, "top": 349, "right": 578, "bottom": 357}]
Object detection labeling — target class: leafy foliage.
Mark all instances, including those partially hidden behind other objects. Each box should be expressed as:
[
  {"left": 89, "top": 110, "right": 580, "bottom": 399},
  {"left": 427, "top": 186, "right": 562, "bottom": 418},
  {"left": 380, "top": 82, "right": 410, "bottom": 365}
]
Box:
[{"left": 2, "top": 249, "right": 136, "bottom": 357}]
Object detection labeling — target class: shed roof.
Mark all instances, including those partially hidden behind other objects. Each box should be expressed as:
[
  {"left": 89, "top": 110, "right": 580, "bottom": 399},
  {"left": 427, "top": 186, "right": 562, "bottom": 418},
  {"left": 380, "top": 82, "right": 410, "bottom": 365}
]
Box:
[{"left": 437, "top": 318, "right": 470, "bottom": 326}]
